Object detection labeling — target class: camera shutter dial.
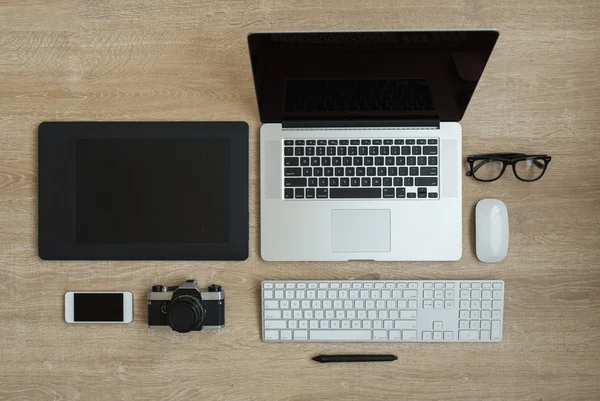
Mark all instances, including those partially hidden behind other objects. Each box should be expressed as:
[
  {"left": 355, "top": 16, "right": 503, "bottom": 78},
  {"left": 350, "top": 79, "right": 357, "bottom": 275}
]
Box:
[{"left": 167, "top": 295, "right": 206, "bottom": 333}]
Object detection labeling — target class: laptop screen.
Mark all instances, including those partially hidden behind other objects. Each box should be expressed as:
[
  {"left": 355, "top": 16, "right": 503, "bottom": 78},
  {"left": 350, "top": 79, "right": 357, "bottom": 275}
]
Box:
[{"left": 248, "top": 30, "right": 499, "bottom": 123}]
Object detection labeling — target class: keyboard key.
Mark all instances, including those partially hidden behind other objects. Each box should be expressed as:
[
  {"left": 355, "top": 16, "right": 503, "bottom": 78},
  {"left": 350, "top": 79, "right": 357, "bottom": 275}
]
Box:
[
  {"left": 406, "top": 139, "right": 415, "bottom": 145},
  {"left": 316, "top": 147, "right": 325, "bottom": 156},
  {"left": 428, "top": 156, "right": 438, "bottom": 165},
  {"left": 330, "top": 178, "right": 339, "bottom": 187},
  {"left": 346, "top": 167, "right": 355, "bottom": 176},
  {"left": 319, "top": 178, "right": 328, "bottom": 186},
  {"left": 317, "top": 188, "right": 328, "bottom": 198},
  {"left": 351, "top": 177, "right": 360, "bottom": 186},
  {"left": 407, "top": 156, "right": 416, "bottom": 165},
  {"left": 407, "top": 192, "right": 416, "bottom": 198},
  {"left": 335, "top": 167, "right": 344, "bottom": 176},
  {"left": 459, "top": 330, "right": 480, "bottom": 340},
  {"left": 285, "top": 168, "right": 301, "bottom": 177},
  {"left": 309, "top": 330, "right": 371, "bottom": 341},
  {"left": 383, "top": 187, "right": 395, "bottom": 198},
  {"left": 367, "top": 167, "right": 376, "bottom": 176},
  {"left": 314, "top": 167, "right": 323, "bottom": 176},
  {"left": 380, "top": 146, "right": 390, "bottom": 155},
  {"left": 423, "top": 146, "right": 438, "bottom": 155},
  {"left": 377, "top": 167, "right": 387, "bottom": 176},
  {"left": 284, "top": 188, "right": 293, "bottom": 199},
  {"left": 317, "top": 140, "right": 327, "bottom": 145},
  {"left": 373, "top": 139, "right": 382, "bottom": 145},
  {"left": 295, "top": 140, "right": 305, "bottom": 145},
  {"left": 307, "top": 140, "right": 316, "bottom": 145},
  {"left": 398, "top": 167, "right": 408, "bottom": 176},
  {"left": 343, "top": 157, "right": 352, "bottom": 166},
  {"left": 369, "top": 146, "right": 378, "bottom": 155},
  {"left": 417, "top": 156, "right": 427, "bottom": 165},
  {"left": 328, "top": 140, "right": 338, "bottom": 145},
  {"left": 330, "top": 188, "right": 381, "bottom": 198},
  {"left": 285, "top": 178, "right": 307, "bottom": 187},
  {"left": 358, "top": 146, "right": 367, "bottom": 155},
  {"left": 264, "top": 330, "right": 279, "bottom": 340},
  {"left": 396, "top": 188, "right": 406, "bottom": 198},
  {"left": 284, "top": 147, "right": 293, "bottom": 156},
  {"left": 364, "top": 157, "right": 373, "bottom": 166},
  {"left": 337, "top": 147, "right": 346, "bottom": 156},
  {"left": 401, "top": 146, "right": 411, "bottom": 155},
  {"left": 350, "top": 139, "right": 360, "bottom": 145},
  {"left": 295, "top": 188, "right": 304, "bottom": 199},
  {"left": 375, "top": 157, "right": 384, "bottom": 165},
  {"left": 384, "top": 139, "right": 393, "bottom": 145},
  {"left": 306, "top": 188, "right": 315, "bottom": 198},
  {"left": 284, "top": 157, "right": 299, "bottom": 166},
  {"left": 372, "top": 177, "right": 381, "bottom": 186},
  {"left": 322, "top": 157, "right": 331, "bottom": 166},
  {"left": 412, "top": 146, "right": 421, "bottom": 155},
  {"left": 306, "top": 147, "right": 316, "bottom": 156},
  {"left": 415, "top": 177, "right": 438, "bottom": 186},
  {"left": 388, "top": 167, "right": 397, "bottom": 176},
  {"left": 383, "top": 177, "right": 392, "bottom": 186},
  {"left": 409, "top": 167, "right": 419, "bottom": 176},
  {"left": 385, "top": 156, "right": 395, "bottom": 165},
  {"left": 300, "top": 157, "right": 309, "bottom": 166},
  {"left": 404, "top": 177, "right": 414, "bottom": 186},
  {"left": 327, "top": 147, "right": 336, "bottom": 155},
  {"left": 391, "top": 146, "right": 400, "bottom": 155},
  {"left": 396, "top": 156, "right": 406, "bottom": 165},
  {"left": 310, "top": 157, "right": 320, "bottom": 166},
  {"left": 420, "top": 167, "right": 438, "bottom": 176},
  {"left": 361, "top": 178, "right": 371, "bottom": 186},
  {"left": 332, "top": 157, "right": 341, "bottom": 166},
  {"left": 417, "top": 139, "right": 426, "bottom": 144},
  {"left": 353, "top": 157, "right": 363, "bottom": 166},
  {"left": 393, "top": 177, "right": 403, "bottom": 186},
  {"left": 303, "top": 167, "right": 312, "bottom": 176},
  {"left": 402, "top": 330, "right": 417, "bottom": 340},
  {"left": 428, "top": 139, "right": 438, "bottom": 144},
  {"left": 350, "top": 147, "right": 359, "bottom": 155},
  {"left": 361, "top": 139, "right": 371, "bottom": 145},
  {"left": 394, "top": 139, "right": 404, "bottom": 145},
  {"left": 284, "top": 140, "right": 294, "bottom": 146},
  {"left": 295, "top": 147, "right": 304, "bottom": 156},
  {"left": 324, "top": 168, "right": 333, "bottom": 176},
  {"left": 340, "top": 177, "right": 349, "bottom": 186},
  {"left": 339, "top": 140, "right": 349, "bottom": 145}
]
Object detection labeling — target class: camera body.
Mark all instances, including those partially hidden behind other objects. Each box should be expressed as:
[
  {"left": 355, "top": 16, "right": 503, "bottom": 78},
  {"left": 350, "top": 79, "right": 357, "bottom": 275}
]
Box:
[{"left": 148, "top": 280, "right": 224, "bottom": 333}]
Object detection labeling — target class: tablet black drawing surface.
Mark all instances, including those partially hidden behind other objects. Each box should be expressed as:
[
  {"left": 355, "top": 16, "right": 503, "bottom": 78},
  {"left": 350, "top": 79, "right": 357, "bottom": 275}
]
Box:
[{"left": 38, "top": 122, "right": 248, "bottom": 260}]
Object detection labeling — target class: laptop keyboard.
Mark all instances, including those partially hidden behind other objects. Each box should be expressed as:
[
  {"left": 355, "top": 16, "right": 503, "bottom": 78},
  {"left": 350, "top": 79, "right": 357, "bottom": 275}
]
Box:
[{"left": 283, "top": 138, "right": 439, "bottom": 199}]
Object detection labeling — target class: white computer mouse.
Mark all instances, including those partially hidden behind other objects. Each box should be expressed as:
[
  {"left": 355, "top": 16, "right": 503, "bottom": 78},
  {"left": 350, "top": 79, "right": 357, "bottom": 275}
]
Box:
[{"left": 476, "top": 199, "right": 509, "bottom": 263}]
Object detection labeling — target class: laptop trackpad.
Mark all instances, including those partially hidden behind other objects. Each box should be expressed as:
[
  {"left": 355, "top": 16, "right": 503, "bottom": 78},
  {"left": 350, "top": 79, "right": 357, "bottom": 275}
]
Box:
[{"left": 331, "top": 209, "right": 391, "bottom": 253}]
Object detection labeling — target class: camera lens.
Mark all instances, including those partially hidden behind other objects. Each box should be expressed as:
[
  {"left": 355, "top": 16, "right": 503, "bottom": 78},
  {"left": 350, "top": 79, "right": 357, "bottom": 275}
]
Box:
[{"left": 167, "top": 296, "right": 205, "bottom": 333}]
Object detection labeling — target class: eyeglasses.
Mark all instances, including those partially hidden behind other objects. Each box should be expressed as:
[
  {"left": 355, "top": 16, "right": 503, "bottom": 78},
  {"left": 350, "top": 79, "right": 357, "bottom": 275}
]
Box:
[{"left": 466, "top": 153, "right": 552, "bottom": 182}]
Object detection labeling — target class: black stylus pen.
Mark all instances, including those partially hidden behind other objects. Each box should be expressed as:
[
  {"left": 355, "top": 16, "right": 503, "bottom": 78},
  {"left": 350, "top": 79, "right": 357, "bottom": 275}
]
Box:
[{"left": 312, "top": 354, "right": 398, "bottom": 363}]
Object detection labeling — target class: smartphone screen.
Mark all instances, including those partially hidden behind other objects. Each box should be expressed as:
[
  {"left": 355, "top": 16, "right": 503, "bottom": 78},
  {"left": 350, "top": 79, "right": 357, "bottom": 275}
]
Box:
[{"left": 65, "top": 292, "right": 133, "bottom": 323}]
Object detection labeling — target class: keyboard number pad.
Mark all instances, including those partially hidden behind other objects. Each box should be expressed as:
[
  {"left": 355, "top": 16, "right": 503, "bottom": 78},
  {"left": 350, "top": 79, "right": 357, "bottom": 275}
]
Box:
[{"left": 458, "top": 281, "right": 502, "bottom": 341}]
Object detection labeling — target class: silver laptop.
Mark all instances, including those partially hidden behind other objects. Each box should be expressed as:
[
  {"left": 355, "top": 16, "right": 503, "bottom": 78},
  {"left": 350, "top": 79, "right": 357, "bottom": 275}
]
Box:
[{"left": 248, "top": 30, "right": 499, "bottom": 261}]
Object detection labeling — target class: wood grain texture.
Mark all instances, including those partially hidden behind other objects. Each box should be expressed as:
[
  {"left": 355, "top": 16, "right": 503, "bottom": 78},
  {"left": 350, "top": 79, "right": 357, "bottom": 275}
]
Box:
[{"left": 1, "top": 0, "right": 599, "bottom": 399}]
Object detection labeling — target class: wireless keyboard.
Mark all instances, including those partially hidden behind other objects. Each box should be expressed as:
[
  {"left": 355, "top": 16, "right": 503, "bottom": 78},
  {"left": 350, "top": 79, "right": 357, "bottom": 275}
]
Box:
[{"left": 261, "top": 280, "right": 504, "bottom": 342}]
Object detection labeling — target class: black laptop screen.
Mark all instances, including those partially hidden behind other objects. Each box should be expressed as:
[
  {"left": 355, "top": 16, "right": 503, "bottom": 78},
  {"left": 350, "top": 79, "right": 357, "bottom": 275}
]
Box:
[{"left": 248, "top": 31, "right": 499, "bottom": 123}]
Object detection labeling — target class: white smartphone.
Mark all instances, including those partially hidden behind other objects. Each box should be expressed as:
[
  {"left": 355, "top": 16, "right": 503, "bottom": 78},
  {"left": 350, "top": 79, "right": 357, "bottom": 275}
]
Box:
[{"left": 64, "top": 291, "right": 133, "bottom": 324}]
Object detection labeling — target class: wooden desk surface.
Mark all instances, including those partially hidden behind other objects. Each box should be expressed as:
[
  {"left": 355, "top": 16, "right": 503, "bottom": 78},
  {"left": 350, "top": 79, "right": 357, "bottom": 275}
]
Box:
[{"left": 1, "top": 1, "right": 599, "bottom": 400}]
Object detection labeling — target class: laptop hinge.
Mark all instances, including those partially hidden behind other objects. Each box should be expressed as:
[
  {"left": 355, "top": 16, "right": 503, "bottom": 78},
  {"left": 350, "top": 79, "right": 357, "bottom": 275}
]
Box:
[{"left": 282, "top": 119, "right": 440, "bottom": 129}]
